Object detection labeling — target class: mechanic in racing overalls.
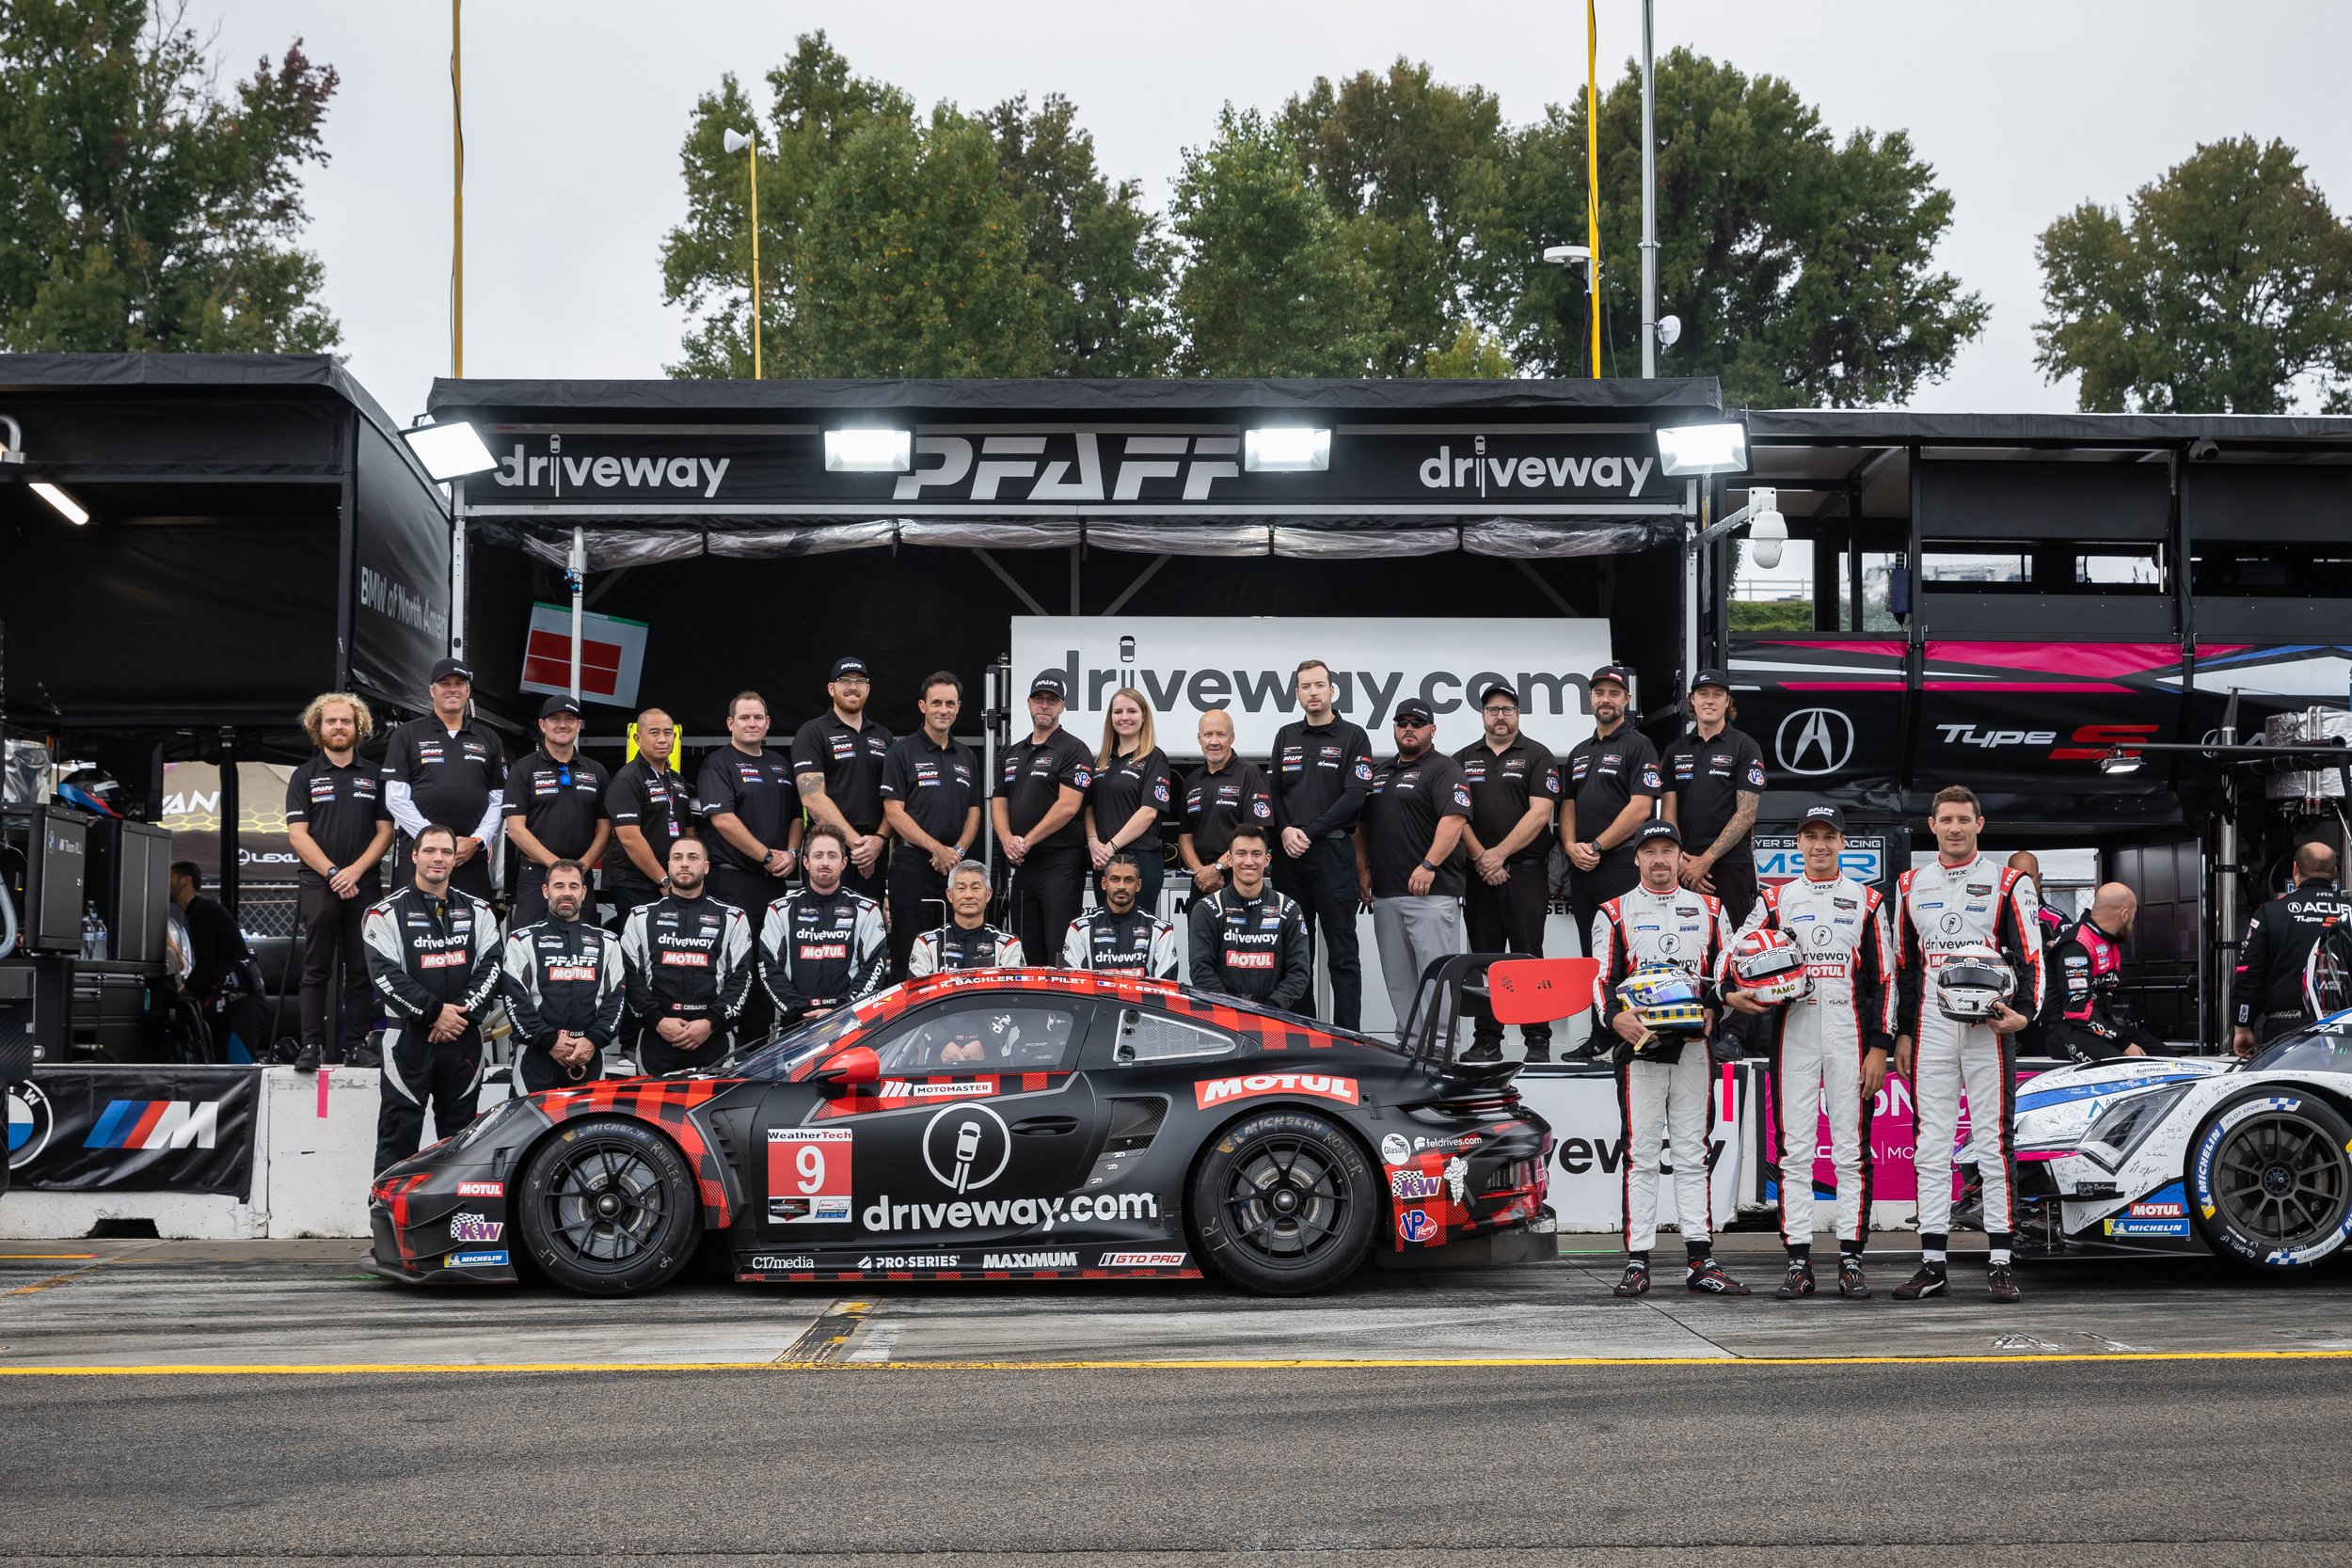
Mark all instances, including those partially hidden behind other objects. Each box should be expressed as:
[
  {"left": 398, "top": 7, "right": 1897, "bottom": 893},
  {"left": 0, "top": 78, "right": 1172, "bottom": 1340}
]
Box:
[
  {"left": 1186, "top": 824, "right": 1312, "bottom": 1011},
  {"left": 363, "top": 823, "right": 502, "bottom": 1173},
  {"left": 757, "top": 823, "right": 889, "bottom": 1028},
  {"left": 619, "top": 833, "right": 756, "bottom": 1075},
  {"left": 1893, "top": 784, "right": 2043, "bottom": 1304},
  {"left": 1724, "top": 803, "right": 1897, "bottom": 1300},
  {"left": 2042, "top": 882, "right": 2165, "bottom": 1064},
  {"left": 499, "top": 858, "right": 628, "bottom": 1090},
  {"left": 907, "top": 860, "right": 1026, "bottom": 975},
  {"left": 1063, "top": 852, "right": 1179, "bottom": 979},
  {"left": 1593, "top": 819, "right": 1748, "bottom": 1299},
  {"left": 2232, "top": 842, "right": 2352, "bottom": 1054}
]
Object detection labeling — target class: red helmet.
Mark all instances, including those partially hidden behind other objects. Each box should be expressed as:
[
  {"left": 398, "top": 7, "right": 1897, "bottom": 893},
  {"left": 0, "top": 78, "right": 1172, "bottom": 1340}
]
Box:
[{"left": 1727, "top": 926, "right": 1809, "bottom": 1006}]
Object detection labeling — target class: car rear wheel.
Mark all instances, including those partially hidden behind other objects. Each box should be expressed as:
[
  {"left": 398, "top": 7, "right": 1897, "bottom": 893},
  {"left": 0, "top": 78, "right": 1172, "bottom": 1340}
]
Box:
[
  {"left": 516, "top": 1116, "right": 702, "bottom": 1295},
  {"left": 2187, "top": 1090, "right": 2352, "bottom": 1272},
  {"left": 1189, "top": 1109, "right": 1375, "bottom": 1295}
]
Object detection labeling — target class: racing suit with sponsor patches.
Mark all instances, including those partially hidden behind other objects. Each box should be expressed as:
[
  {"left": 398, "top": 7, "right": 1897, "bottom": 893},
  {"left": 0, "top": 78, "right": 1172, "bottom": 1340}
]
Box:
[
  {"left": 757, "top": 886, "right": 888, "bottom": 1028},
  {"left": 1188, "top": 886, "right": 1311, "bottom": 1011},
  {"left": 2232, "top": 879, "right": 2352, "bottom": 1041},
  {"left": 1739, "top": 875, "right": 1895, "bottom": 1252},
  {"left": 1896, "top": 855, "right": 2044, "bottom": 1246},
  {"left": 908, "top": 923, "right": 1025, "bottom": 976},
  {"left": 500, "top": 915, "right": 628, "bottom": 1092},
  {"left": 2044, "top": 914, "right": 2164, "bottom": 1063},
  {"left": 1063, "top": 908, "right": 1179, "bottom": 980},
  {"left": 1591, "top": 885, "right": 1738, "bottom": 1254},
  {"left": 619, "top": 894, "right": 755, "bottom": 1074},
  {"left": 363, "top": 884, "right": 502, "bottom": 1173}
]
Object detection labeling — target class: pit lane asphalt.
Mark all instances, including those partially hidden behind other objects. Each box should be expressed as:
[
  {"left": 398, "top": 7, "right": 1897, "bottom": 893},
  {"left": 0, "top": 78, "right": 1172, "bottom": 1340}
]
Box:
[{"left": 5, "top": 1238, "right": 2351, "bottom": 1565}]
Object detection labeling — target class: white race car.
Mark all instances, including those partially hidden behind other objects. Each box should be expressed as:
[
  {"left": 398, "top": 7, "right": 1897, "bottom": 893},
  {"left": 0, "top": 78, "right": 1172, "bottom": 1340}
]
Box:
[{"left": 2009, "top": 1017, "right": 2352, "bottom": 1271}]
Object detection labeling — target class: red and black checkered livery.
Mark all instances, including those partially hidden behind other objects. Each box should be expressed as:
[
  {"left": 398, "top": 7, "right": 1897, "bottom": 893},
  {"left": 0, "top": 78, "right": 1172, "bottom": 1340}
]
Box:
[{"left": 366, "top": 967, "right": 1555, "bottom": 1295}]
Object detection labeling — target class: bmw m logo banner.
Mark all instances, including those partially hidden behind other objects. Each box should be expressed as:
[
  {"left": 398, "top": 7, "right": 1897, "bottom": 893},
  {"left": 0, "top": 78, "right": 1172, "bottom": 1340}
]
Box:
[{"left": 6, "top": 1068, "right": 260, "bottom": 1196}]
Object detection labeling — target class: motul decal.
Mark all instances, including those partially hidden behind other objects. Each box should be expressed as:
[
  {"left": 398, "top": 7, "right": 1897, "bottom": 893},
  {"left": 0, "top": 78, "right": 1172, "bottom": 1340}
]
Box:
[{"left": 1195, "top": 1072, "right": 1359, "bottom": 1109}]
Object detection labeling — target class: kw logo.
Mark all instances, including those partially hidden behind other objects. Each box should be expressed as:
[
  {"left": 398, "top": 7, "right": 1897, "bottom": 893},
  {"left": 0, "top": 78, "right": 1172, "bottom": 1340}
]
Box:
[{"left": 85, "top": 1099, "right": 223, "bottom": 1150}]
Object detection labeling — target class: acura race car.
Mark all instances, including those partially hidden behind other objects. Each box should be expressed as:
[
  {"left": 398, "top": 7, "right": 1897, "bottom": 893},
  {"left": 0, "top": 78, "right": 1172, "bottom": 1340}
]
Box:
[
  {"left": 2010, "top": 1016, "right": 2352, "bottom": 1270},
  {"left": 367, "top": 962, "right": 1561, "bottom": 1295}
]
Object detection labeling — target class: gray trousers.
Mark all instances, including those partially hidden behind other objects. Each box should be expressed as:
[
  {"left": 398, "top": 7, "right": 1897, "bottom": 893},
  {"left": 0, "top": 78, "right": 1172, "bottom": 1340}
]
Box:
[{"left": 1374, "top": 895, "right": 1461, "bottom": 1041}]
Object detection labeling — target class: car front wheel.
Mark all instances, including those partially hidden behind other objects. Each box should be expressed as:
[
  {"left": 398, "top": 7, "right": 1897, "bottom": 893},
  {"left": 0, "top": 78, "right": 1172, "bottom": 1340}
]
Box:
[
  {"left": 516, "top": 1116, "right": 702, "bottom": 1295},
  {"left": 2187, "top": 1089, "right": 2352, "bottom": 1271},
  {"left": 1190, "top": 1109, "right": 1375, "bottom": 1295}
]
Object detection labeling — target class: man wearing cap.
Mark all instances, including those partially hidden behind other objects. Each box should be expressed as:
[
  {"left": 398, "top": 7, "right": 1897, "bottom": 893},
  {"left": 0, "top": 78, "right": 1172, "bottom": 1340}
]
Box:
[
  {"left": 381, "top": 658, "right": 508, "bottom": 903},
  {"left": 1454, "top": 682, "right": 1564, "bottom": 1062},
  {"left": 1561, "top": 665, "right": 1662, "bottom": 1049},
  {"left": 993, "top": 675, "right": 1095, "bottom": 964},
  {"left": 1661, "top": 670, "right": 1768, "bottom": 927},
  {"left": 501, "top": 695, "right": 612, "bottom": 930},
  {"left": 1269, "top": 658, "right": 1376, "bottom": 1029},
  {"left": 1356, "top": 698, "right": 1470, "bottom": 1037},
  {"left": 792, "top": 657, "right": 896, "bottom": 904}
]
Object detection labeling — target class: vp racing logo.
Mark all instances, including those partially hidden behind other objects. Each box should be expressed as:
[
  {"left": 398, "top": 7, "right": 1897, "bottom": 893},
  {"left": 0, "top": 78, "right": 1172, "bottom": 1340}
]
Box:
[
  {"left": 1775, "top": 708, "right": 1855, "bottom": 777},
  {"left": 7, "top": 1081, "right": 53, "bottom": 1170},
  {"left": 924, "top": 1102, "right": 1009, "bottom": 1194}
]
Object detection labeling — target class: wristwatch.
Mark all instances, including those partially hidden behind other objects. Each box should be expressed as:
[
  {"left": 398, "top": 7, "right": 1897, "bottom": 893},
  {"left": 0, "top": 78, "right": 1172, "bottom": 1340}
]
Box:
[{"left": 1417, "top": 859, "right": 1438, "bottom": 872}]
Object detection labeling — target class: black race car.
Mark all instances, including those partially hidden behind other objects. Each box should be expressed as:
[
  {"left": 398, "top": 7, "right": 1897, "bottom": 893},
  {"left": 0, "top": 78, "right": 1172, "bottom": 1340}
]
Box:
[{"left": 366, "top": 960, "right": 1562, "bottom": 1295}]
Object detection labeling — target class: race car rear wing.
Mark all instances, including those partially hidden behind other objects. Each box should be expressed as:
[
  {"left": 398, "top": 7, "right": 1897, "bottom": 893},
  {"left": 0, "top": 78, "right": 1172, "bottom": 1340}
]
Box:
[{"left": 1398, "top": 954, "right": 1601, "bottom": 1079}]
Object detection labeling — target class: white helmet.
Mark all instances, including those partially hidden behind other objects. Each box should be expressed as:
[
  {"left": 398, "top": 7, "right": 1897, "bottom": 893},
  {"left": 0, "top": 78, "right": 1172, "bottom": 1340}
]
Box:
[
  {"left": 1934, "top": 945, "right": 2015, "bottom": 1022},
  {"left": 1727, "top": 927, "right": 1810, "bottom": 1006}
]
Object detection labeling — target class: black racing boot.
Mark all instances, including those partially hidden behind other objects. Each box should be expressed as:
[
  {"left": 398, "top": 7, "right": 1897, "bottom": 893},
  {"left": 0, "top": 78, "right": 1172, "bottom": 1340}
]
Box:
[
  {"left": 1837, "top": 1255, "right": 1872, "bottom": 1299},
  {"left": 1686, "top": 1258, "right": 1751, "bottom": 1296},
  {"left": 1892, "top": 1263, "right": 1948, "bottom": 1301},
  {"left": 1985, "top": 1262, "right": 2021, "bottom": 1304},
  {"left": 1613, "top": 1259, "right": 1652, "bottom": 1298},
  {"left": 292, "top": 1042, "right": 322, "bottom": 1074},
  {"left": 1774, "top": 1259, "right": 1816, "bottom": 1299}
]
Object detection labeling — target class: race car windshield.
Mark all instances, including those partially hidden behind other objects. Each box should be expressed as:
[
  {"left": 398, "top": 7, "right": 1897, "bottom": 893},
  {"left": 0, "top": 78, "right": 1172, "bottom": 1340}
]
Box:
[
  {"left": 708, "top": 1007, "right": 866, "bottom": 1079},
  {"left": 2249, "top": 1022, "right": 2352, "bottom": 1075}
]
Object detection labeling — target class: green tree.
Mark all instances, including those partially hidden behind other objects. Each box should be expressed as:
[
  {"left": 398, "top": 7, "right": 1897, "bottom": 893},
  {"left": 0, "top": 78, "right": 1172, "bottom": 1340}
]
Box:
[
  {"left": 1492, "top": 49, "right": 1984, "bottom": 405},
  {"left": 1169, "top": 106, "right": 1383, "bottom": 377},
  {"left": 0, "top": 0, "right": 341, "bottom": 352},
  {"left": 2035, "top": 136, "right": 2352, "bottom": 413},
  {"left": 1422, "top": 321, "right": 1514, "bottom": 378}
]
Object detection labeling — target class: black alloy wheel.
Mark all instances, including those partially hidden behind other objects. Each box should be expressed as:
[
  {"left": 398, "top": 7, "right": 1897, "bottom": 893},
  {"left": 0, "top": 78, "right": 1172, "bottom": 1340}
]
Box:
[
  {"left": 516, "top": 1116, "right": 702, "bottom": 1295},
  {"left": 1189, "top": 1109, "right": 1375, "bottom": 1295}
]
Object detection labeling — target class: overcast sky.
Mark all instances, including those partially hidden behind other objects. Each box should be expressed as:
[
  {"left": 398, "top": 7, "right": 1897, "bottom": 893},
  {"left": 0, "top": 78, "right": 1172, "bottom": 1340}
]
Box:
[{"left": 205, "top": 1, "right": 2352, "bottom": 423}]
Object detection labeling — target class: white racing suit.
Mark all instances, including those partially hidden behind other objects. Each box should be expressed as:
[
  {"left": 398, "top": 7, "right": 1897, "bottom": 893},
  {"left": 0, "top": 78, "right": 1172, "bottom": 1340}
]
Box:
[
  {"left": 1896, "top": 855, "right": 2044, "bottom": 1247},
  {"left": 1739, "top": 876, "right": 1896, "bottom": 1254},
  {"left": 1592, "top": 885, "right": 1738, "bottom": 1255}
]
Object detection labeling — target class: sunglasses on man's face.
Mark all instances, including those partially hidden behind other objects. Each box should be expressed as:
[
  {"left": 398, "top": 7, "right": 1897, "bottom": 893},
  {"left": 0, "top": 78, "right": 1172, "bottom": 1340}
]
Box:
[{"left": 1394, "top": 719, "right": 1434, "bottom": 730}]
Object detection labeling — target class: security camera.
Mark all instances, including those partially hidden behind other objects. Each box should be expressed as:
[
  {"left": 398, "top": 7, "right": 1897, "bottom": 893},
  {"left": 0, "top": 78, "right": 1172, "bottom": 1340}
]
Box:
[
  {"left": 2188, "top": 437, "right": 2220, "bottom": 463},
  {"left": 1747, "top": 489, "right": 1787, "bottom": 570},
  {"left": 1657, "top": 314, "right": 1682, "bottom": 350}
]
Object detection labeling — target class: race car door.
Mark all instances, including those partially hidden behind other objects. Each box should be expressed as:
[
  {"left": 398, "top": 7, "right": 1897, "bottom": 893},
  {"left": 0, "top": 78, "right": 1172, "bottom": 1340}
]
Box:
[{"left": 749, "top": 995, "right": 1104, "bottom": 1258}]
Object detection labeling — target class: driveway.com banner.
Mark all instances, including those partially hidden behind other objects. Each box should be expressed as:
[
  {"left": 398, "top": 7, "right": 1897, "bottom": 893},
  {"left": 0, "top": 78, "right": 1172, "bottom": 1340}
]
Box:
[{"left": 6, "top": 1068, "right": 260, "bottom": 1196}]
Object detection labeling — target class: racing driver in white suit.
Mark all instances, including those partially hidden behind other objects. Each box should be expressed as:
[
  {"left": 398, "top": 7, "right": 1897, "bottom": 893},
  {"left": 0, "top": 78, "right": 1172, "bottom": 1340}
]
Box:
[{"left": 1893, "top": 784, "right": 2043, "bottom": 1303}]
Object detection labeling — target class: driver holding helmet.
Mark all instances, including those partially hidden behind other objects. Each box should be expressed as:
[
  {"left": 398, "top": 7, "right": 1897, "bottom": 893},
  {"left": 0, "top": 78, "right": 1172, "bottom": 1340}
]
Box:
[
  {"left": 1592, "top": 820, "right": 1747, "bottom": 1299},
  {"left": 1893, "top": 784, "right": 2043, "bottom": 1303}
]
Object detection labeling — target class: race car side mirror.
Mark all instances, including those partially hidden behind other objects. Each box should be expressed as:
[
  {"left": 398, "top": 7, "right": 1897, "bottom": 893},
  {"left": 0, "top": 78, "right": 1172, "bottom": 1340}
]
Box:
[{"left": 815, "top": 1044, "right": 881, "bottom": 1095}]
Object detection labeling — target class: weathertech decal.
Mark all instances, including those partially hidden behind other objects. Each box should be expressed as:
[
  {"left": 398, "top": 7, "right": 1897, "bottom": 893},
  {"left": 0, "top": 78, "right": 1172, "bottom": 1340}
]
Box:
[{"left": 1195, "top": 1072, "right": 1359, "bottom": 1109}]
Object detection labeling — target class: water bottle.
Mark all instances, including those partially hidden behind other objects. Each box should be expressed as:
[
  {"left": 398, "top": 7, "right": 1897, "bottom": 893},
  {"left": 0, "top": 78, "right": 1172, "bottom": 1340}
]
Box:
[{"left": 83, "top": 902, "right": 107, "bottom": 962}]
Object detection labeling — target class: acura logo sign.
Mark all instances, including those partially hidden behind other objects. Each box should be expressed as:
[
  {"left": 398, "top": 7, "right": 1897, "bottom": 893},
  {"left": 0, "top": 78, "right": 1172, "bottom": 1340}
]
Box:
[{"left": 1776, "top": 708, "right": 1856, "bottom": 776}]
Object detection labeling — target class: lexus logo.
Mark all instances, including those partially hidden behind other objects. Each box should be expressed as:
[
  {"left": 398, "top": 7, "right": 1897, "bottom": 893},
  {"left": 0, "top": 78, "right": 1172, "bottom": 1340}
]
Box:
[{"left": 1776, "top": 708, "right": 1856, "bottom": 776}]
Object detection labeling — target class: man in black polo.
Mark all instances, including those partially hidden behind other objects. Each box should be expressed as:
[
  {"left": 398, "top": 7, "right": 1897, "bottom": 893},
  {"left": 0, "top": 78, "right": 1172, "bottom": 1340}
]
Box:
[
  {"left": 502, "top": 694, "right": 612, "bottom": 930},
  {"left": 285, "top": 691, "right": 393, "bottom": 1071},
  {"left": 792, "top": 656, "right": 896, "bottom": 903},
  {"left": 992, "top": 675, "right": 1094, "bottom": 964},
  {"left": 699, "top": 689, "right": 802, "bottom": 917},
  {"left": 1454, "top": 682, "right": 1564, "bottom": 1062},
  {"left": 381, "top": 657, "right": 507, "bottom": 902},
  {"left": 1357, "top": 699, "right": 1470, "bottom": 1037},
  {"left": 880, "top": 672, "right": 982, "bottom": 978},
  {"left": 1661, "top": 669, "right": 1767, "bottom": 927},
  {"left": 603, "top": 705, "right": 694, "bottom": 929},
  {"left": 1270, "top": 657, "right": 1375, "bottom": 1029},
  {"left": 1179, "top": 709, "right": 1276, "bottom": 898},
  {"left": 1561, "top": 663, "right": 1661, "bottom": 956}
]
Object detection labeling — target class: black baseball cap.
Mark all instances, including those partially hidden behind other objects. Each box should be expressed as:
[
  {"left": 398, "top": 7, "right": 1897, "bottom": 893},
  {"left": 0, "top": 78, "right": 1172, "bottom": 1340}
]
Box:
[
  {"left": 539, "top": 693, "right": 584, "bottom": 720},
  {"left": 1030, "top": 675, "right": 1068, "bottom": 700},
  {"left": 1479, "top": 682, "right": 1519, "bottom": 707},
  {"left": 1690, "top": 669, "right": 1731, "bottom": 693},
  {"left": 1799, "top": 803, "right": 1847, "bottom": 833},
  {"left": 1631, "top": 819, "right": 1682, "bottom": 848},
  {"left": 1392, "top": 698, "right": 1436, "bottom": 726},
  {"left": 829, "top": 656, "right": 871, "bottom": 681},
  {"left": 1589, "top": 664, "right": 1633, "bottom": 692},
  {"left": 428, "top": 657, "right": 474, "bottom": 685}
]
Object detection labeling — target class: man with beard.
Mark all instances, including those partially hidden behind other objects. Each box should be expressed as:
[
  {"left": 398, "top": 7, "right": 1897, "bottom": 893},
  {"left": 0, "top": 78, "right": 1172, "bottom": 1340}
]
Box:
[
  {"left": 499, "top": 859, "right": 627, "bottom": 1090},
  {"left": 363, "top": 824, "right": 501, "bottom": 1172},
  {"left": 285, "top": 691, "right": 393, "bottom": 1071},
  {"left": 1454, "top": 682, "right": 1562, "bottom": 1061},
  {"left": 620, "top": 834, "right": 756, "bottom": 1075},
  {"left": 1270, "top": 658, "right": 1375, "bottom": 1028},
  {"left": 1065, "top": 853, "right": 1179, "bottom": 979},
  {"left": 792, "top": 657, "right": 896, "bottom": 902},
  {"left": 757, "top": 824, "right": 889, "bottom": 1028},
  {"left": 1356, "top": 699, "right": 1470, "bottom": 1036}
]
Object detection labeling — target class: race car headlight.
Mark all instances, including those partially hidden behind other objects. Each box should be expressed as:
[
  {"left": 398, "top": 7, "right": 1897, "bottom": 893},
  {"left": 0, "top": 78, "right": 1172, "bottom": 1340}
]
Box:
[{"left": 2077, "top": 1085, "right": 2190, "bottom": 1174}]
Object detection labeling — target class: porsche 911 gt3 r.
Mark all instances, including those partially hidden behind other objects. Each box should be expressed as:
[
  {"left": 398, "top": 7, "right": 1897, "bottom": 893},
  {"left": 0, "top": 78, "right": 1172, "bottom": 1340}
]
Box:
[
  {"left": 2011, "top": 1017, "right": 2352, "bottom": 1270},
  {"left": 366, "top": 966, "right": 1559, "bottom": 1296}
]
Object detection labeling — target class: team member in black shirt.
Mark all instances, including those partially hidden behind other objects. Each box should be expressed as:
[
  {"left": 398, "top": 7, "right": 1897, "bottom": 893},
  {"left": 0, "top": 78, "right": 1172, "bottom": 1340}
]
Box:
[
  {"left": 1661, "top": 670, "right": 1767, "bottom": 927},
  {"left": 1086, "top": 687, "right": 1173, "bottom": 914},
  {"left": 603, "top": 705, "right": 693, "bottom": 927},
  {"left": 1179, "top": 709, "right": 1276, "bottom": 897},
  {"left": 1357, "top": 699, "right": 1470, "bottom": 1037},
  {"left": 881, "top": 672, "right": 983, "bottom": 977},
  {"left": 699, "top": 689, "right": 802, "bottom": 1038},
  {"left": 285, "top": 691, "right": 393, "bottom": 1071},
  {"left": 502, "top": 694, "right": 612, "bottom": 929},
  {"left": 1561, "top": 664, "right": 1661, "bottom": 955},
  {"left": 381, "top": 657, "right": 507, "bottom": 902},
  {"left": 791, "top": 656, "right": 895, "bottom": 902},
  {"left": 993, "top": 675, "right": 1094, "bottom": 964},
  {"left": 1270, "top": 658, "right": 1375, "bottom": 1029},
  {"left": 1189, "top": 825, "right": 1311, "bottom": 1010},
  {"left": 1454, "top": 683, "right": 1564, "bottom": 1061}
]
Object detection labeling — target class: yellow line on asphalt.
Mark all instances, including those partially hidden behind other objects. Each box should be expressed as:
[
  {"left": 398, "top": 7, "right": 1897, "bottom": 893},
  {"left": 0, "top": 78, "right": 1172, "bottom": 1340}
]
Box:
[{"left": 5, "top": 1349, "right": 2352, "bottom": 1376}]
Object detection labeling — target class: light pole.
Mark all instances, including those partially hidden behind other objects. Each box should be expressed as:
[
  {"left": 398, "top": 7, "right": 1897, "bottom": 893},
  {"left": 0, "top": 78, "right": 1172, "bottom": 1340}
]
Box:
[
  {"left": 1639, "top": 0, "right": 1658, "bottom": 378},
  {"left": 723, "top": 127, "right": 762, "bottom": 379},
  {"left": 451, "top": 0, "right": 464, "bottom": 378}
]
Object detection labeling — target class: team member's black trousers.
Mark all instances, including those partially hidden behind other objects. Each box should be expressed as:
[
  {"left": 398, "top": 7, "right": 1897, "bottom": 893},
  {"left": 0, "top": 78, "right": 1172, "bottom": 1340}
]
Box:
[
  {"left": 707, "top": 863, "right": 788, "bottom": 1040},
  {"left": 1709, "top": 856, "right": 1759, "bottom": 929},
  {"left": 639, "top": 1028, "right": 731, "bottom": 1078},
  {"left": 1466, "top": 859, "right": 1552, "bottom": 1050},
  {"left": 1273, "top": 835, "right": 1362, "bottom": 1031},
  {"left": 297, "top": 876, "right": 377, "bottom": 1053},
  {"left": 1568, "top": 856, "right": 1642, "bottom": 1052},
  {"left": 517, "top": 1042, "right": 605, "bottom": 1093},
  {"left": 1009, "top": 855, "right": 1086, "bottom": 968},
  {"left": 374, "top": 1025, "right": 484, "bottom": 1174},
  {"left": 509, "top": 863, "right": 553, "bottom": 930},
  {"left": 843, "top": 838, "right": 887, "bottom": 905},
  {"left": 888, "top": 855, "right": 949, "bottom": 977}
]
